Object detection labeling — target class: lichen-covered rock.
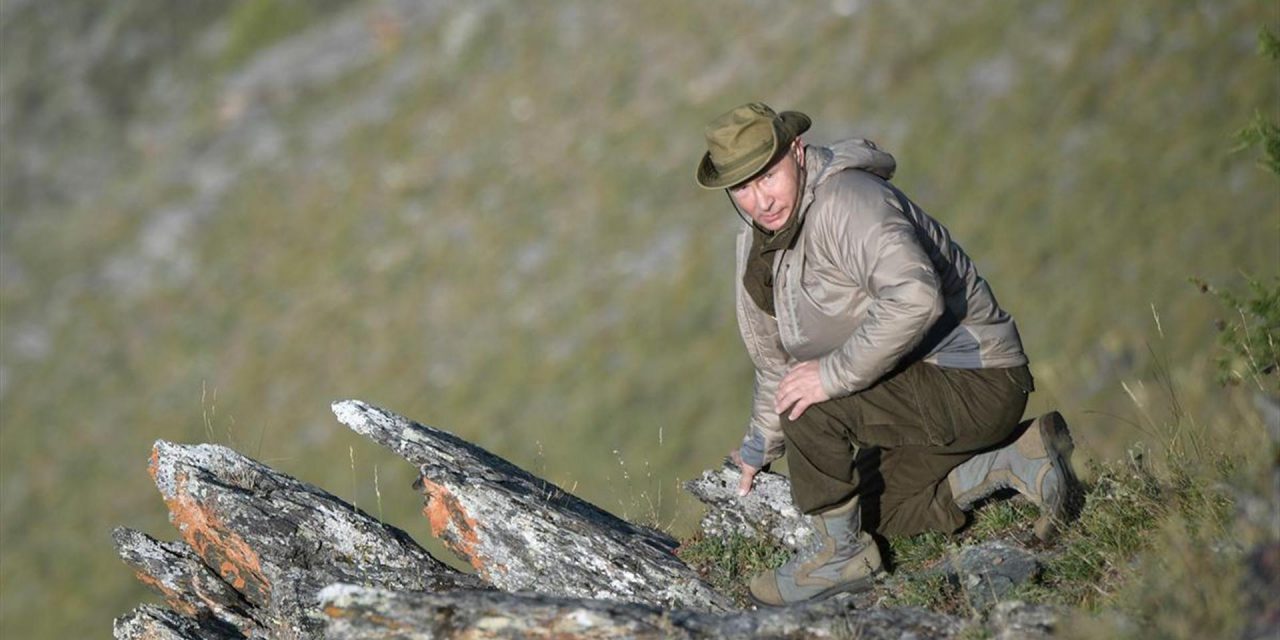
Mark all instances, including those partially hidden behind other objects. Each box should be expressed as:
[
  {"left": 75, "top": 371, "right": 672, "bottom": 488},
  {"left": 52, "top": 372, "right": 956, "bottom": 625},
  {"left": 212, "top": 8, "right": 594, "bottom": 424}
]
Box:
[
  {"left": 925, "top": 540, "right": 1041, "bottom": 612},
  {"left": 319, "top": 583, "right": 966, "bottom": 639},
  {"left": 113, "top": 605, "right": 247, "bottom": 640},
  {"left": 985, "top": 600, "right": 1060, "bottom": 639},
  {"left": 145, "top": 440, "right": 486, "bottom": 637},
  {"left": 682, "top": 460, "right": 815, "bottom": 551},
  {"left": 111, "top": 528, "right": 264, "bottom": 637},
  {"left": 332, "top": 399, "right": 733, "bottom": 612},
  {"left": 320, "top": 583, "right": 681, "bottom": 639}
]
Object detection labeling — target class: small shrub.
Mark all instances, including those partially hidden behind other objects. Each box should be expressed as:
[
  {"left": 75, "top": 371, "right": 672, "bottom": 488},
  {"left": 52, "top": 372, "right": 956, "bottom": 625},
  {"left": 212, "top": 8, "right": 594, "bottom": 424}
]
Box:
[
  {"left": 1191, "top": 275, "right": 1280, "bottom": 390},
  {"left": 1233, "top": 28, "right": 1280, "bottom": 175}
]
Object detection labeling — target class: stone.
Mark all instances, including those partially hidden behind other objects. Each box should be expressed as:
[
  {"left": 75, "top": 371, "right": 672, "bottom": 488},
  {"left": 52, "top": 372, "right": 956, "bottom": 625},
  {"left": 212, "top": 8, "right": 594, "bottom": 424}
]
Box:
[
  {"left": 925, "top": 540, "right": 1041, "bottom": 612},
  {"left": 140, "top": 440, "right": 485, "bottom": 637},
  {"left": 113, "top": 605, "right": 247, "bottom": 640},
  {"left": 332, "top": 399, "right": 732, "bottom": 612},
  {"left": 319, "top": 583, "right": 966, "bottom": 639},
  {"left": 682, "top": 460, "right": 815, "bottom": 551},
  {"left": 111, "top": 528, "right": 264, "bottom": 637},
  {"left": 986, "top": 600, "right": 1060, "bottom": 639}
]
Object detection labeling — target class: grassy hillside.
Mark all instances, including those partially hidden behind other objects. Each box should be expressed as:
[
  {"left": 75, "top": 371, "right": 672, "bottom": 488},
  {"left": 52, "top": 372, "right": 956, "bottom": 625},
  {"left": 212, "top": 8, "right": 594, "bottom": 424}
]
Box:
[{"left": 1, "top": 1, "right": 1276, "bottom": 637}]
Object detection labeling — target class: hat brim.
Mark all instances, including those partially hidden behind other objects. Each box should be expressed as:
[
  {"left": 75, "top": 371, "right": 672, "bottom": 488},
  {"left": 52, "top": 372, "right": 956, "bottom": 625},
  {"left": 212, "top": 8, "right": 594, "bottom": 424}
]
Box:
[{"left": 695, "top": 110, "right": 811, "bottom": 190}]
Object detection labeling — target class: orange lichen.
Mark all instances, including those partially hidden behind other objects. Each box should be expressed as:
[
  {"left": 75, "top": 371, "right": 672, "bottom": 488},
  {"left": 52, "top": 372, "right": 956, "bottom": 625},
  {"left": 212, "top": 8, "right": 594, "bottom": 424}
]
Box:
[
  {"left": 418, "top": 476, "right": 487, "bottom": 576},
  {"left": 132, "top": 570, "right": 200, "bottom": 617},
  {"left": 150, "top": 447, "right": 271, "bottom": 606},
  {"left": 322, "top": 605, "right": 411, "bottom": 630}
]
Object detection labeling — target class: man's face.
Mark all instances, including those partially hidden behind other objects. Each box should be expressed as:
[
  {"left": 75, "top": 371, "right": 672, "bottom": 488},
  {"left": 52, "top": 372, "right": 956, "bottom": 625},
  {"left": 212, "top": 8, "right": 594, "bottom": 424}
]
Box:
[{"left": 729, "top": 139, "right": 805, "bottom": 232}]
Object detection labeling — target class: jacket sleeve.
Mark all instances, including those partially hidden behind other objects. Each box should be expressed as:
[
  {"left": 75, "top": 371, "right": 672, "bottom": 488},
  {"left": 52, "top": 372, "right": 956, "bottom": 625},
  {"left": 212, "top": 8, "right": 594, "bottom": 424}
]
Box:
[
  {"left": 733, "top": 231, "right": 790, "bottom": 468},
  {"left": 816, "top": 180, "right": 943, "bottom": 398}
]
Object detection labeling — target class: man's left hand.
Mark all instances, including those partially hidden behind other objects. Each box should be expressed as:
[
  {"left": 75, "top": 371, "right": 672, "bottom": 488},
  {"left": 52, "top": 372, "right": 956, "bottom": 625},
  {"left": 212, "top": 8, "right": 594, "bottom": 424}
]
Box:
[{"left": 775, "top": 360, "right": 830, "bottom": 420}]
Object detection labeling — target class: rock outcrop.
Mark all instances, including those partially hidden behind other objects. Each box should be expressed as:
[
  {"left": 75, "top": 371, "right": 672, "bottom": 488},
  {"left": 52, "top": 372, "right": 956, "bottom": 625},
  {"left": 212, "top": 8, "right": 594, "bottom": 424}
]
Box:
[
  {"left": 683, "top": 460, "right": 816, "bottom": 551},
  {"left": 114, "top": 399, "right": 1061, "bottom": 639},
  {"left": 331, "top": 399, "right": 731, "bottom": 612},
  {"left": 115, "top": 439, "right": 486, "bottom": 638},
  {"left": 319, "top": 583, "right": 964, "bottom": 639}
]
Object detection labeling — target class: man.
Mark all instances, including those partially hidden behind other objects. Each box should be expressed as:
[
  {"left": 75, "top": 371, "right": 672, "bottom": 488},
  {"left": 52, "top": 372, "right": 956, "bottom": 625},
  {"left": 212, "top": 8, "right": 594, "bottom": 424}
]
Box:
[{"left": 694, "top": 102, "right": 1078, "bottom": 606}]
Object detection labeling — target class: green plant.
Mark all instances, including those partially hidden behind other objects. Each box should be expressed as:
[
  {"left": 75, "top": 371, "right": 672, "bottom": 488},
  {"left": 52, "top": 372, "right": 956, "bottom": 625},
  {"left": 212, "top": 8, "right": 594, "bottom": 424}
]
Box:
[
  {"left": 890, "top": 573, "right": 968, "bottom": 615},
  {"left": 1196, "top": 28, "right": 1280, "bottom": 391},
  {"left": 1192, "top": 275, "right": 1280, "bottom": 390},
  {"left": 1233, "top": 29, "right": 1280, "bottom": 175},
  {"left": 887, "top": 530, "right": 950, "bottom": 573},
  {"left": 676, "top": 533, "right": 790, "bottom": 605}
]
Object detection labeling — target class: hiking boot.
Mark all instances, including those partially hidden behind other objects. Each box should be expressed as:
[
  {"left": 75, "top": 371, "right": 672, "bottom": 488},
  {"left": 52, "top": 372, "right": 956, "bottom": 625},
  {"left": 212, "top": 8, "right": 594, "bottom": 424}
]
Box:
[
  {"left": 947, "top": 411, "right": 1080, "bottom": 541},
  {"left": 747, "top": 497, "right": 883, "bottom": 607}
]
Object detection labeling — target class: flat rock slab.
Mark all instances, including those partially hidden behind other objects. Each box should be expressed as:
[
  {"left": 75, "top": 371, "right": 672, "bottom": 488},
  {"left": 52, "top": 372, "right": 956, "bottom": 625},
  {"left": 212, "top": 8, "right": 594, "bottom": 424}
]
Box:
[
  {"left": 145, "top": 440, "right": 485, "bottom": 637},
  {"left": 333, "top": 399, "right": 732, "bottom": 612},
  {"left": 682, "top": 460, "right": 815, "bottom": 551},
  {"left": 319, "top": 583, "right": 965, "bottom": 639}
]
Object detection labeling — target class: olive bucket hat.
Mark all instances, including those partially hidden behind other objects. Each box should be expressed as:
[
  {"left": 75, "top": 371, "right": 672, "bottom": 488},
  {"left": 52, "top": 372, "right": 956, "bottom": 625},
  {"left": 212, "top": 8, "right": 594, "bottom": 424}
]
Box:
[{"left": 695, "top": 102, "right": 811, "bottom": 190}]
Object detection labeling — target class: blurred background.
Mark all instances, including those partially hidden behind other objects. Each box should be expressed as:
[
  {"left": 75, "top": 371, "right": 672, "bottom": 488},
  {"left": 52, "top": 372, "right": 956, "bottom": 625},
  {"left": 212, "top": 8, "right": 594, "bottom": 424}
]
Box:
[{"left": 1, "top": 0, "right": 1276, "bottom": 636}]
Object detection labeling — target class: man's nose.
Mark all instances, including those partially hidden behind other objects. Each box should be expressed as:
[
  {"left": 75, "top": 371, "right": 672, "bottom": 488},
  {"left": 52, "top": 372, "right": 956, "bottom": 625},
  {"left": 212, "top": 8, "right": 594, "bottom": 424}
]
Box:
[{"left": 759, "top": 189, "right": 774, "bottom": 211}]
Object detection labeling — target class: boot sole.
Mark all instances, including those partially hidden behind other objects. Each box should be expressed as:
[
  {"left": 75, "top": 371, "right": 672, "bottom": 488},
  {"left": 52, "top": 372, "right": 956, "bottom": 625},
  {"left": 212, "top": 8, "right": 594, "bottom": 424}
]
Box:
[
  {"left": 1035, "top": 411, "right": 1081, "bottom": 541},
  {"left": 746, "top": 573, "right": 880, "bottom": 608}
]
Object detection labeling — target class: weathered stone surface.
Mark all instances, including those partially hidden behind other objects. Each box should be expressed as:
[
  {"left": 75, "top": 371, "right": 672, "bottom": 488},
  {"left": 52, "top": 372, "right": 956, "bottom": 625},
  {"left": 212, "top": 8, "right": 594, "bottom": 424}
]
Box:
[
  {"left": 319, "top": 583, "right": 966, "bottom": 639},
  {"left": 319, "top": 584, "right": 681, "bottom": 639},
  {"left": 113, "top": 604, "right": 246, "bottom": 640},
  {"left": 332, "top": 399, "right": 733, "bottom": 612},
  {"left": 985, "top": 600, "right": 1059, "bottom": 639},
  {"left": 925, "top": 540, "right": 1041, "bottom": 611},
  {"left": 146, "top": 440, "right": 486, "bottom": 637},
  {"left": 682, "top": 460, "right": 815, "bottom": 551},
  {"left": 111, "top": 527, "right": 264, "bottom": 637}
]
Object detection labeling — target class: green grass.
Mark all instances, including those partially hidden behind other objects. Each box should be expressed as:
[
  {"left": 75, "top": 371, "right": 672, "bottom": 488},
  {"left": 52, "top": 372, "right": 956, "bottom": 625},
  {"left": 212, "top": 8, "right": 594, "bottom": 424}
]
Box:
[
  {"left": 676, "top": 532, "right": 791, "bottom": 607},
  {"left": 680, "top": 442, "right": 1260, "bottom": 639}
]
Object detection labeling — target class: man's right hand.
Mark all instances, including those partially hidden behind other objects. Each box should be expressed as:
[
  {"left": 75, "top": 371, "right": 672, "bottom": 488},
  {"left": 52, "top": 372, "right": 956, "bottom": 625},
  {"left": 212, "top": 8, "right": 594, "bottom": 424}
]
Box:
[{"left": 729, "top": 448, "right": 760, "bottom": 497}]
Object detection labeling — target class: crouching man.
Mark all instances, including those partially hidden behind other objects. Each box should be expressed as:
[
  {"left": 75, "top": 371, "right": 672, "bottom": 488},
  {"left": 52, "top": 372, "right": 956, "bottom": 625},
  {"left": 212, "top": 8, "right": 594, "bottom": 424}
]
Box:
[{"left": 693, "top": 102, "right": 1079, "bottom": 606}]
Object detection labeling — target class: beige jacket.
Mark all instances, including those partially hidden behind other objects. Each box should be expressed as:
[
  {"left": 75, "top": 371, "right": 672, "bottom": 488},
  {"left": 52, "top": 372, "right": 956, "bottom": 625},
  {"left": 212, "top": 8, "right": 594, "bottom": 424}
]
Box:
[{"left": 736, "top": 139, "right": 1028, "bottom": 467}]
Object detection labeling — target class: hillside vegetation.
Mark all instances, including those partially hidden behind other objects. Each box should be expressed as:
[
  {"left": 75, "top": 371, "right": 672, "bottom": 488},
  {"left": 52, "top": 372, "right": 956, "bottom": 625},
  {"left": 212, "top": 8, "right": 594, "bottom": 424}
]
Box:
[{"left": 1, "top": 1, "right": 1277, "bottom": 637}]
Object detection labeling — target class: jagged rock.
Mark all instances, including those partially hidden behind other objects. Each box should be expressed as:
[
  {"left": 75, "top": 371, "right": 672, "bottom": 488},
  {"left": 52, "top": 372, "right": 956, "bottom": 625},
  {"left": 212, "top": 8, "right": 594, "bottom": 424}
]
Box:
[
  {"left": 111, "top": 528, "right": 265, "bottom": 637},
  {"left": 332, "top": 399, "right": 733, "bottom": 612},
  {"left": 318, "top": 583, "right": 966, "bottom": 639},
  {"left": 113, "top": 605, "right": 246, "bottom": 640},
  {"left": 143, "top": 440, "right": 486, "bottom": 637},
  {"left": 985, "top": 600, "right": 1059, "bottom": 639},
  {"left": 924, "top": 540, "right": 1041, "bottom": 612},
  {"left": 682, "top": 460, "right": 815, "bottom": 551}
]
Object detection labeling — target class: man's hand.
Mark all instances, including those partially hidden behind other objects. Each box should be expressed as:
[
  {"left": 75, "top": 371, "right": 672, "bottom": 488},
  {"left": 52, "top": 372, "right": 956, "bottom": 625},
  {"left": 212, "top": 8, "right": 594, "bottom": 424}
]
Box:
[
  {"left": 729, "top": 449, "right": 759, "bottom": 497},
  {"left": 775, "top": 360, "right": 830, "bottom": 420}
]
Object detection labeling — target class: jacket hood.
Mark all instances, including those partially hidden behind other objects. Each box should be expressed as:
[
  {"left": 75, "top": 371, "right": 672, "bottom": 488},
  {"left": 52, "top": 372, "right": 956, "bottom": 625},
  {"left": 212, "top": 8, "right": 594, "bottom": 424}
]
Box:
[{"left": 806, "top": 138, "right": 897, "bottom": 190}]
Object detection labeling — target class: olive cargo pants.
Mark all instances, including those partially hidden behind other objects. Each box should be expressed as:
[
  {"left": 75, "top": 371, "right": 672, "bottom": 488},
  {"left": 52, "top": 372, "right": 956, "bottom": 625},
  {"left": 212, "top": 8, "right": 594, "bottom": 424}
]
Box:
[{"left": 782, "top": 362, "right": 1034, "bottom": 537}]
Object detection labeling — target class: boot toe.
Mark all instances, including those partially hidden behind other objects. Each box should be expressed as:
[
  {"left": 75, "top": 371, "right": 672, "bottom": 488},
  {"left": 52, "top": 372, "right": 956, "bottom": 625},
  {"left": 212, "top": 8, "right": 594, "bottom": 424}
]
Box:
[
  {"left": 1034, "top": 412, "right": 1080, "bottom": 541},
  {"left": 747, "top": 570, "right": 786, "bottom": 607}
]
